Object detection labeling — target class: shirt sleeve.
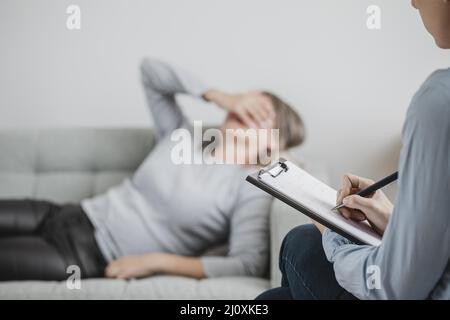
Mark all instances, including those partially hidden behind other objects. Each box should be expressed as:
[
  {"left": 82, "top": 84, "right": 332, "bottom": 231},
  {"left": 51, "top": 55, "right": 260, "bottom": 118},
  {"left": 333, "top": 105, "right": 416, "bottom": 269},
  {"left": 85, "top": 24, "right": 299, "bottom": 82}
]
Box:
[
  {"left": 201, "top": 182, "right": 272, "bottom": 278},
  {"left": 322, "top": 74, "right": 450, "bottom": 299},
  {"left": 140, "top": 57, "right": 208, "bottom": 138}
]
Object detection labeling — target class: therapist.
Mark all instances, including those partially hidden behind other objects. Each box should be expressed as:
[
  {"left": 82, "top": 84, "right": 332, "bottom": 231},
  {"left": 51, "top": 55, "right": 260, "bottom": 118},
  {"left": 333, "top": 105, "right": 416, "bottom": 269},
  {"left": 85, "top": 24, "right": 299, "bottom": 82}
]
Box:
[{"left": 257, "top": 0, "right": 450, "bottom": 300}]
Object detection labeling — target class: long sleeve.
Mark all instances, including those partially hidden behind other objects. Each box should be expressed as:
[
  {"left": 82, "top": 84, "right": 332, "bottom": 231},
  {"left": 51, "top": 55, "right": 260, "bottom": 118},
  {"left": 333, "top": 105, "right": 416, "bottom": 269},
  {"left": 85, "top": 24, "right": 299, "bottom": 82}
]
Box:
[
  {"left": 201, "top": 181, "right": 272, "bottom": 278},
  {"left": 140, "top": 57, "right": 208, "bottom": 138},
  {"left": 322, "top": 69, "right": 450, "bottom": 300}
]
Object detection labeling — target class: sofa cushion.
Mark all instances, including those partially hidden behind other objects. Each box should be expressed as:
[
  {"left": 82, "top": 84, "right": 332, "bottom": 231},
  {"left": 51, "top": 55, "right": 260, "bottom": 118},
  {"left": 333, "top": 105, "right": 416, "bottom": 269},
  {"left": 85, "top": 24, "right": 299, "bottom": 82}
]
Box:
[{"left": 0, "top": 276, "right": 269, "bottom": 300}]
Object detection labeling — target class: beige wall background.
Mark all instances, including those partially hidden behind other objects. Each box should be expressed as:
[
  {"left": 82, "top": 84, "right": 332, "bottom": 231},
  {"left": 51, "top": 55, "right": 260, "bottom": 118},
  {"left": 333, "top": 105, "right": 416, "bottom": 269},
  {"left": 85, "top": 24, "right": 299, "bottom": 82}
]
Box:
[{"left": 0, "top": 0, "right": 448, "bottom": 195}]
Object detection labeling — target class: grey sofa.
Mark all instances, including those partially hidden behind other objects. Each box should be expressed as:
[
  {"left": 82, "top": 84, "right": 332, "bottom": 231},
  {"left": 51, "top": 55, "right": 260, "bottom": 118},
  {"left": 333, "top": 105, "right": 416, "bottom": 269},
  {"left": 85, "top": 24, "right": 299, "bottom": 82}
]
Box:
[{"left": 0, "top": 128, "right": 320, "bottom": 299}]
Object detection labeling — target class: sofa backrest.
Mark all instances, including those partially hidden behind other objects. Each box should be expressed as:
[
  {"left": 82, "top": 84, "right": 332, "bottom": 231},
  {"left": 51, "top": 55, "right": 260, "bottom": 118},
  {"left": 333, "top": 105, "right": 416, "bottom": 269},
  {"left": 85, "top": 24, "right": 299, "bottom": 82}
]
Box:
[{"left": 0, "top": 128, "right": 156, "bottom": 203}]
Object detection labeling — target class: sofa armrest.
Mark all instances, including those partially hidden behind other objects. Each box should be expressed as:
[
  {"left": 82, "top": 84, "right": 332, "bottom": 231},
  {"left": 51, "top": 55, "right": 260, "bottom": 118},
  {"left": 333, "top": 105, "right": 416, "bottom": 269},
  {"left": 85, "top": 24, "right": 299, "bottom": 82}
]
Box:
[
  {"left": 269, "top": 199, "right": 311, "bottom": 288},
  {"left": 268, "top": 158, "right": 330, "bottom": 288}
]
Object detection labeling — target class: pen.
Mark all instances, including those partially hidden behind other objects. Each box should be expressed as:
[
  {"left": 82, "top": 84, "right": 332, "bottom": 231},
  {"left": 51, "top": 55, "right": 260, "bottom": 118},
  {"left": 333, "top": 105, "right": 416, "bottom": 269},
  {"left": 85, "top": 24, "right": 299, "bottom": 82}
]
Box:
[{"left": 332, "top": 171, "right": 398, "bottom": 211}]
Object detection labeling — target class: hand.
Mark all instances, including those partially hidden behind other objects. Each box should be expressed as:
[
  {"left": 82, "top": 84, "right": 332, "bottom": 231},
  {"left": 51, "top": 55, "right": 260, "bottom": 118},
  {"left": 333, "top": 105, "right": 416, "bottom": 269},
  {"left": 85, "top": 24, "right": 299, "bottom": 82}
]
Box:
[
  {"left": 337, "top": 174, "right": 394, "bottom": 235},
  {"left": 204, "top": 90, "right": 275, "bottom": 128},
  {"left": 226, "top": 91, "right": 275, "bottom": 128},
  {"left": 105, "top": 253, "right": 167, "bottom": 280}
]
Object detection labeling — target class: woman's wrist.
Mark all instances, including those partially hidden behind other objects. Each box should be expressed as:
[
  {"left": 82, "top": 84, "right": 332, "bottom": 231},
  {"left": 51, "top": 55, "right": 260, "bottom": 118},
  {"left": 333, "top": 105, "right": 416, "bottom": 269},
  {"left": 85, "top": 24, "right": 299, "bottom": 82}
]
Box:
[
  {"left": 203, "top": 89, "right": 234, "bottom": 110},
  {"left": 153, "top": 254, "right": 205, "bottom": 278},
  {"left": 144, "top": 253, "right": 170, "bottom": 274}
]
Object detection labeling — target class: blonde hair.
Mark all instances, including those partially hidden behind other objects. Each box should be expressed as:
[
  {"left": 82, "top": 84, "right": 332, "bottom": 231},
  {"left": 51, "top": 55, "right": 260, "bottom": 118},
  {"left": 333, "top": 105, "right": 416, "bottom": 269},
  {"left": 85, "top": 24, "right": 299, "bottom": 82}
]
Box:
[{"left": 263, "top": 91, "right": 306, "bottom": 150}]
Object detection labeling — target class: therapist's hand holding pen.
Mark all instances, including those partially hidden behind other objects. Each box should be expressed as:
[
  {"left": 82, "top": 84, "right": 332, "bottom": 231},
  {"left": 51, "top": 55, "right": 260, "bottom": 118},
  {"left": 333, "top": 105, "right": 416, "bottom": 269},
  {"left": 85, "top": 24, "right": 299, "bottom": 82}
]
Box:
[{"left": 336, "top": 174, "right": 394, "bottom": 236}]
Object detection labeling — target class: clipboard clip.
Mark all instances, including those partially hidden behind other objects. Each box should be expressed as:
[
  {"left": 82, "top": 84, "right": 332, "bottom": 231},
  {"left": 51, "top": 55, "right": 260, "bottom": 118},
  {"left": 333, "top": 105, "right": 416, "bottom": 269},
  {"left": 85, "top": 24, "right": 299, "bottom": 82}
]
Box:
[{"left": 258, "top": 158, "right": 288, "bottom": 178}]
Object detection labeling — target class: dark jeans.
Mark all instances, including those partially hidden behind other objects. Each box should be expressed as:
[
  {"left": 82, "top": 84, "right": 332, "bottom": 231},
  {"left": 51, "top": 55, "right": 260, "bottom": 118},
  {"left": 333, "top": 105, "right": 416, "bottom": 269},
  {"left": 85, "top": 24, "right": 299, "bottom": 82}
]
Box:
[
  {"left": 256, "top": 224, "right": 357, "bottom": 300},
  {"left": 0, "top": 199, "right": 107, "bottom": 281}
]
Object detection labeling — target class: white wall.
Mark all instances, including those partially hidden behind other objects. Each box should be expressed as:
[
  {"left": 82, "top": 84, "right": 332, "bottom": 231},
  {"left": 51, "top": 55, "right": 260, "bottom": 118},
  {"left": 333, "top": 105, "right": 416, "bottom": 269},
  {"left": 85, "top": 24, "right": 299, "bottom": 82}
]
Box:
[{"left": 0, "top": 0, "right": 448, "bottom": 194}]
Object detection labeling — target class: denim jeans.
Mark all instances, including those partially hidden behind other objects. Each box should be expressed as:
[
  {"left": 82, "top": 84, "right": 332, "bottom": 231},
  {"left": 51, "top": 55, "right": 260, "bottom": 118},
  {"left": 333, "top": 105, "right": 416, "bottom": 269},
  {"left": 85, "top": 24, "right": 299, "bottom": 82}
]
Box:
[{"left": 256, "top": 224, "right": 356, "bottom": 300}]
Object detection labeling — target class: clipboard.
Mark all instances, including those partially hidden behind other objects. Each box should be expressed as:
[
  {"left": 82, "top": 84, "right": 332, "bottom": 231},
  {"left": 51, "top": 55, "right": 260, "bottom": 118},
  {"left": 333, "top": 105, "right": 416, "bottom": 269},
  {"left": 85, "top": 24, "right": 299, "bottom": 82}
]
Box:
[{"left": 246, "top": 158, "right": 382, "bottom": 246}]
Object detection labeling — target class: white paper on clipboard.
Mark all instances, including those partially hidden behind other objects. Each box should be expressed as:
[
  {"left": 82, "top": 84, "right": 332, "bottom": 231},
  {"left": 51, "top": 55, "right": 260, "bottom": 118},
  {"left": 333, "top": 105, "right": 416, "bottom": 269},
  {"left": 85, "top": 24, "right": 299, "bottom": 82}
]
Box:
[{"left": 255, "top": 160, "right": 382, "bottom": 246}]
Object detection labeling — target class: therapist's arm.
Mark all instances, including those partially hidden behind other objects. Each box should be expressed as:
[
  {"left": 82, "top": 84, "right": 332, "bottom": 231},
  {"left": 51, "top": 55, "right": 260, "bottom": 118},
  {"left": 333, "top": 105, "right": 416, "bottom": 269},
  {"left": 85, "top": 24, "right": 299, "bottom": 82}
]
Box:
[
  {"left": 335, "top": 174, "right": 393, "bottom": 236},
  {"left": 313, "top": 177, "right": 393, "bottom": 236},
  {"left": 322, "top": 83, "right": 450, "bottom": 299},
  {"left": 313, "top": 175, "right": 393, "bottom": 236}
]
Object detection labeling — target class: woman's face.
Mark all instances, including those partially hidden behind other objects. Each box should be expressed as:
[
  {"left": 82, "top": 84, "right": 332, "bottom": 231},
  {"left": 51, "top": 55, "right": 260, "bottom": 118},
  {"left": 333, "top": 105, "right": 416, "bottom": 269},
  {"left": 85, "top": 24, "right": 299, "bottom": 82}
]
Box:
[
  {"left": 412, "top": 0, "right": 450, "bottom": 48},
  {"left": 221, "top": 112, "right": 278, "bottom": 165}
]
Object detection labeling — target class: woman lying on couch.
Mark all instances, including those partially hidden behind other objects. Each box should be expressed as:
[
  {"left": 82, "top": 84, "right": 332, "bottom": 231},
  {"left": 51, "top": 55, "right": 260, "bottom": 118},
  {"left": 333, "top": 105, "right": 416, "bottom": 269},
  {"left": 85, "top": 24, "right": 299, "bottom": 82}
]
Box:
[{"left": 0, "top": 58, "right": 305, "bottom": 281}]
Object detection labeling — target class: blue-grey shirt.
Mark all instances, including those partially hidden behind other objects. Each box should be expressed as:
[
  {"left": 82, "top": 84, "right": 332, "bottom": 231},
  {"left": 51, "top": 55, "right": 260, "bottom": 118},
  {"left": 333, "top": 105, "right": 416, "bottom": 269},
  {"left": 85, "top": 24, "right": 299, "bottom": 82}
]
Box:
[{"left": 322, "top": 68, "right": 450, "bottom": 299}]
